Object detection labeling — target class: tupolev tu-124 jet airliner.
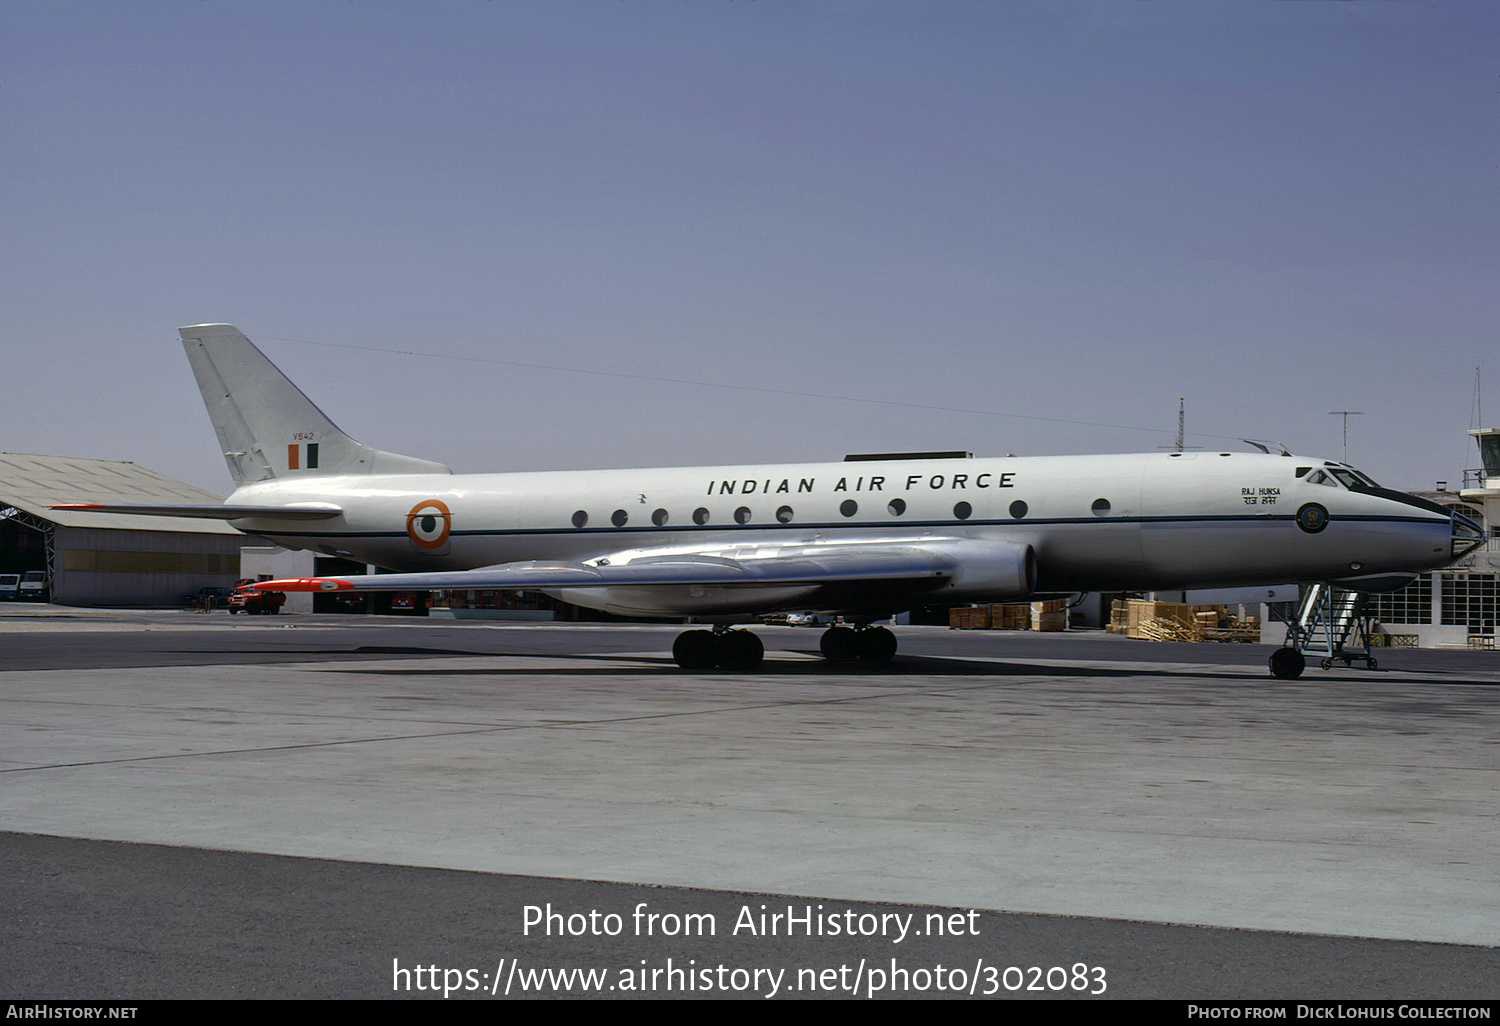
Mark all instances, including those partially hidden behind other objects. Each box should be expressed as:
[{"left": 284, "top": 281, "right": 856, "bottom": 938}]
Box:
[{"left": 54, "top": 324, "right": 1481, "bottom": 677}]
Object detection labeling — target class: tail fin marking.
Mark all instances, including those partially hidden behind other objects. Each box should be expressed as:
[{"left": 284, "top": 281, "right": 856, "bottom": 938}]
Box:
[{"left": 178, "top": 324, "right": 451, "bottom": 486}]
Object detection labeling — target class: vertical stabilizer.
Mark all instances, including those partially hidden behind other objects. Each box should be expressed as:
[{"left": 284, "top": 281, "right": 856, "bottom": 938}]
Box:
[{"left": 179, "top": 324, "right": 452, "bottom": 485}]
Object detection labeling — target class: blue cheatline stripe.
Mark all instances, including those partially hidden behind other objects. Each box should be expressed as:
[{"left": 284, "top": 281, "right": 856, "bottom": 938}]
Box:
[{"left": 243, "top": 511, "right": 1446, "bottom": 540}]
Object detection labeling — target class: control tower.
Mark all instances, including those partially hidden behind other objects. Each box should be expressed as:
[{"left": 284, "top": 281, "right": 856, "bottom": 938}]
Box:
[{"left": 1459, "top": 429, "right": 1500, "bottom": 545}]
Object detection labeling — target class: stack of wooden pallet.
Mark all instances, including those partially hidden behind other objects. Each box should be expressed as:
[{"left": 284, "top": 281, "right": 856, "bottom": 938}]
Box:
[
  {"left": 1115, "top": 599, "right": 1193, "bottom": 639},
  {"left": 1135, "top": 616, "right": 1198, "bottom": 642},
  {"left": 1110, "top": 599, "right": 1259, "bottom": 643},
  {"left": 949, "top": 603, "right": 1038, "bottom": 630}
]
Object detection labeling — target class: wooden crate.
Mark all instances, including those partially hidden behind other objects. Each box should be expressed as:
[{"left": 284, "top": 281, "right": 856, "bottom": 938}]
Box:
[
  {"left": 949, "top": 606, "right": 992, "bottom": 629},
  {"left": 992, "top": 603, "right": 1031, "bottom": 630}
]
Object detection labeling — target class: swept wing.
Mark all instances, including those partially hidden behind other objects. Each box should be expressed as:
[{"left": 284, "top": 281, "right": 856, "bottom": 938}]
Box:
[
  {"left": 50, "top": 502, "right": 344, "bottom": 520},
  {"left": 258, "top": 547, "right": 960, "bottom": 593}
]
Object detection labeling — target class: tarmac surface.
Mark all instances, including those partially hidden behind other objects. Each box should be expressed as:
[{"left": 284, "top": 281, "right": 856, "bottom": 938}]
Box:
[{"left": 1, "top": 606, "right": 1497, "bottom": 999}]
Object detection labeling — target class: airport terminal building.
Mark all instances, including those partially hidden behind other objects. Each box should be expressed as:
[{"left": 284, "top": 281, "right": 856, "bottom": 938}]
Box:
[{"left": 1358, "top": 429, "right": 1500, "bottom": 648}]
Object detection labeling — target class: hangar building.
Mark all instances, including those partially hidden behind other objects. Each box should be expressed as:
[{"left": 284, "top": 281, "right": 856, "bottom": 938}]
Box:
[{"left": 0, "top": 452, "right": 243, "bottom": 606}]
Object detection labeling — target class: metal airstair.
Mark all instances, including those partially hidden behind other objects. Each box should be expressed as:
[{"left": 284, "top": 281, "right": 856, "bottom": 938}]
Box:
[{"left": 1277, "top": 583, "right": 1379, "bottom": 671}]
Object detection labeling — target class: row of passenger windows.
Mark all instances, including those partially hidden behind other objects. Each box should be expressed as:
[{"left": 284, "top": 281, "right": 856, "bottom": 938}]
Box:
[{"left": 568, "top": 498, "right": 1114, "bottom": 528}]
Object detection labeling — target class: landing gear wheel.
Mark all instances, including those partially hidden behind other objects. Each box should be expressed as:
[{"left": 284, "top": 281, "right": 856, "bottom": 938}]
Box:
[
  {"left": 673, "top": 630, "right": 718, "bottom": 670},
  {"left": 1368, "top": 657, "right": 1378, "bottom": 671},
  {"left": 820, "top": 626, "right": 858, "bottom": 661},
  {"left": 1320, "top": 657, "right": 1334, "bottom": 671},
  {"left": 715, "top": 630, "right": 764, "bottom": 671},
  {"left": 1269, "top": 647, "right": 1306, "bottom": 680},
  {"left": 856, "top": 626, "right": 898, "bottom": 663}
]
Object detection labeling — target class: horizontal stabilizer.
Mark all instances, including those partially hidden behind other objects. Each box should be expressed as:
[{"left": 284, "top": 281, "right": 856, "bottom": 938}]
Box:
[{"left": 51, "top": 502, "right": 344, "bottom": 520}]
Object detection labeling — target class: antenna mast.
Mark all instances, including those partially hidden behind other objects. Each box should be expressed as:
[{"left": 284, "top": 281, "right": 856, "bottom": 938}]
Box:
[
  {"left": 1158, "top": 398, "right": 1200, "bottom": 454},
  {"left": 1328, "top": 410, "right": 1364, "bottom": 462}
]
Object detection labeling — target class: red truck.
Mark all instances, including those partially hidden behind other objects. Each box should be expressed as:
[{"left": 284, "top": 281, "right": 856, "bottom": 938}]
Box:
[{"left": 228, "top": 579, "right": 286, "bottom": 615}]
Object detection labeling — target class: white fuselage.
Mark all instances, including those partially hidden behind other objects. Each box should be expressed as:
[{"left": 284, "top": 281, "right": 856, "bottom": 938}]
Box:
[{"left": 218, "top": 451, "right": 1456, "bottom": 618}]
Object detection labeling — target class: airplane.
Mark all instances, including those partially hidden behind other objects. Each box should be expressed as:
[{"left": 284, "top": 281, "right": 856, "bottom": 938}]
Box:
[{"left": 54, "top": 323, "right": 1482, "bottom": 679}]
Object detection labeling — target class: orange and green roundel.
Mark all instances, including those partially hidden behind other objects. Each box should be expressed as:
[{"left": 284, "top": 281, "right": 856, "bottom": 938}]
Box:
[{"left": 406, "top": 499, "right": 452, "bottom": 549}]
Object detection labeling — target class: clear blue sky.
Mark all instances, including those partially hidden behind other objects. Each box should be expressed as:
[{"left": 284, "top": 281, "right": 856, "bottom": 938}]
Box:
[{"left": 2, "top": 0, "right": 1495, "bottom": 494}]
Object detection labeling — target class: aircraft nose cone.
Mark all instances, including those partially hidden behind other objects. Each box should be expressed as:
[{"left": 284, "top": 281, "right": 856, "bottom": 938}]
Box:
[{"left": 1451, "top": 511, "right": 1484, "bottom": 560}]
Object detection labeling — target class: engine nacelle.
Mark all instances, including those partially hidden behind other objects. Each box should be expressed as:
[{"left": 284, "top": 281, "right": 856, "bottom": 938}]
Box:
[{"left": 924, "top": 540, "right": 1037, "bottom": 602}]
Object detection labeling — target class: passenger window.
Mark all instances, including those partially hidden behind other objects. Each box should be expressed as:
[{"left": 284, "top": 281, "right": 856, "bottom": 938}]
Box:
[
  {"left": 693, "top": 508, "right": 710, "bottom": 526},
  {"left": 652, "top": 508, "right": 669, "bottom": 527},
  {"left": 840, "top": 500, "right": 858, "bottom": 517},
  {"left": 776, "top": 506, "right": 794, "bottom": 523},
  {"left": 954, "top": 501, "right": 972, "bottom": 521},
  {"left": 571, "top": 510, "right": 588, "bottom": 528},
  {"left": 887, "top": 498, "right": 906, "bottom": 517},
  {"left": 734, "top": 506, "right": 752, "bottom": 525},
  {"left": 612, "top": 509, "right": 629, "bottom": 527}
]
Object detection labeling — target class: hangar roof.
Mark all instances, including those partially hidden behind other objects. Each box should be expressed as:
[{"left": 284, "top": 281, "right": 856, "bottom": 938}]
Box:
[{"left": 0, "top": 452, "right": 240, "bottom": 535}]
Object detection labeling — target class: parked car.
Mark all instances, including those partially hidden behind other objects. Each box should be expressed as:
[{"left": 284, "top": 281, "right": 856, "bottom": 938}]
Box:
[
  {"left": 0, "top": 574, "right": 19, "bottom": 601},
  {"left": 18, "top": 571, "right": 46, "bottom": 602},
  {"left": 187, "top": 586, "right": 232, "bottom": 610},
  {"left": 229, "top": 582, "right": 285, "bottom": 614}
]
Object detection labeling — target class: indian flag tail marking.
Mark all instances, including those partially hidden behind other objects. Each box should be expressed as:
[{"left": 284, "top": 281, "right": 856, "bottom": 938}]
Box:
[{"left": 287, "top": 443, "right": 320, "bottom": 470}]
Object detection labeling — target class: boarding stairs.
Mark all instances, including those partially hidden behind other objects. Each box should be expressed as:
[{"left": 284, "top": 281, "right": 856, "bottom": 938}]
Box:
[{"left": 1278, "top": 584, "right": 1379, "bottom": 670}]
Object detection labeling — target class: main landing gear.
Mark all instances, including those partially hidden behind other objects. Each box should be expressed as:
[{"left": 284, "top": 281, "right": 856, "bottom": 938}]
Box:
[
  {"left": 819, "top": 624, "right": 898, "bottom": 663},
  {"left": 672, "top": 626, "right": 765, "bottom": 671},
  {"left": 669, "top": 623, "right": 901, "bottom": 670}
]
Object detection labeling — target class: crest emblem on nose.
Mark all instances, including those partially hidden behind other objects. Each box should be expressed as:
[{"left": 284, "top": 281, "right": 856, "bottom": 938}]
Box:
[{"left": 1296, "top": 503, "right": 1329, "bottom": 534}]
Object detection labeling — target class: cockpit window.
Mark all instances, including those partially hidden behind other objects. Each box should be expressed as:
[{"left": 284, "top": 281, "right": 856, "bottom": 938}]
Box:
[
  {"left": 1306, "top": 470, "right": 1337, "bottom": 487},
  {"left": 1313, "top": 463, "right": 1380, "bottom": 488}
]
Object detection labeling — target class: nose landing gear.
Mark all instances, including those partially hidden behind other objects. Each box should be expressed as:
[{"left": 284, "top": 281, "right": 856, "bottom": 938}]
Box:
[
  {"left": 1268, "top": 647, "right": 1305, "bottom": 680},
  {"left": 1267, "top": 583, "right": 1383, "bottom": 678}
]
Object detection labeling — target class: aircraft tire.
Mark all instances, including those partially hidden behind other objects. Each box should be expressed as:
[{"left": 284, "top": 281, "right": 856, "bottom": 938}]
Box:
[
  {"left": 820, "top": 626, "right": 858, "bottom": 661},
  {"left": 715, "top": 630, "right": 764, "bottom": 671},
  {"left": 856, "top": 626, "right": 898, "bottom": 663},
  {"left": 1269, "top": 648, "right": 1305, "bottom": 680},
  {"left": 673, "top": 630, "right": 718, "bottom": 670}
]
